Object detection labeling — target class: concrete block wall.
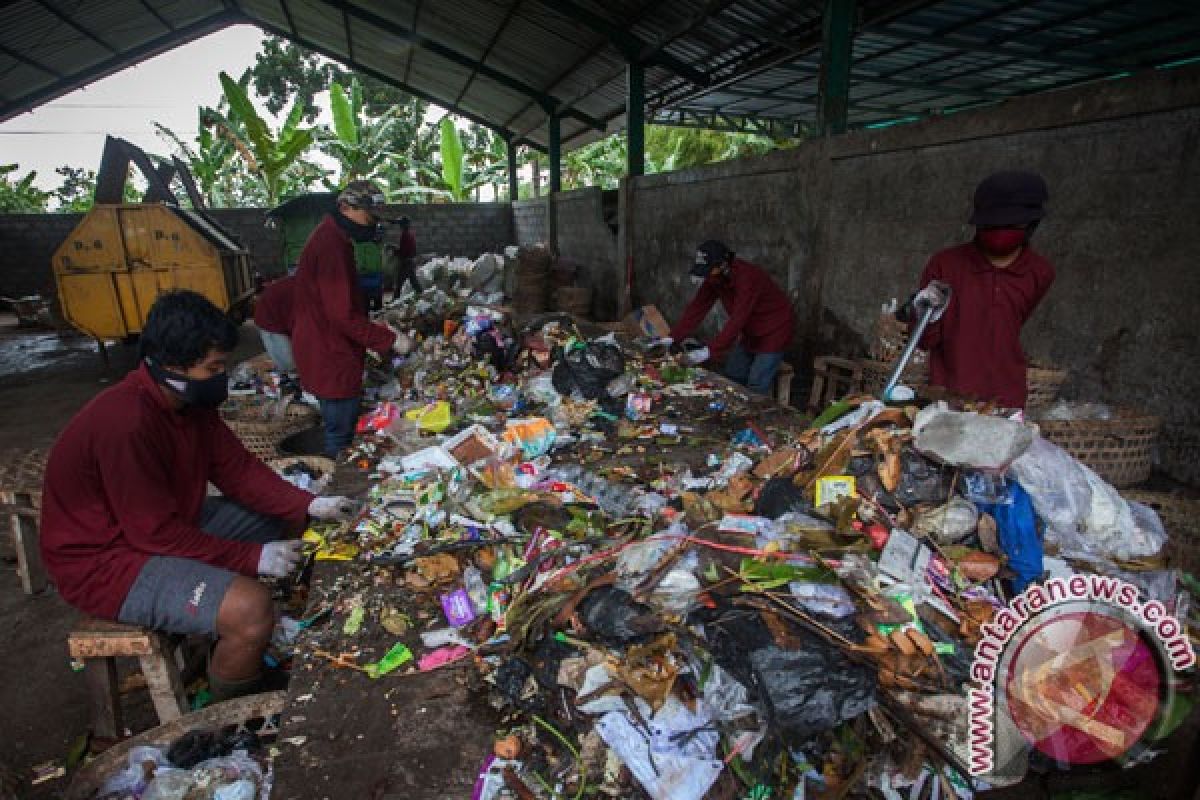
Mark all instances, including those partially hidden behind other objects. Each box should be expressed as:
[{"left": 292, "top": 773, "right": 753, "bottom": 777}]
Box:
[
  {"left": 513, "top": 198, "right": 549, "bottom": 246},
  {"left": 626, "top": 64, "right": 1200, "bottom": 484},
  {"left": 0, "top": 213, "right": 85, "bottom": 296},
  {"left": 552, "top": 188, "right": 620, "bottom": 320},
  {"left": 380, "top": 202, "right": 514, "bottom": 257},
  {"left": 207, "top": 208, "right": 283, "bottom": 275}
]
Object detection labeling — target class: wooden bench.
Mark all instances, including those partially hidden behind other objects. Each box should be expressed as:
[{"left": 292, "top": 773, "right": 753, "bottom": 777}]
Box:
[
  {"left": 807, "top": 356, "right": 863, "bottom": 412},
  {"left": 773, "top": 362, "right": 796, "bottom": 407},
  {"left": 0, "top": 449, "right": 47, "bottom": 595},
  {"left": 67, "top": 617, "right": 189, "bottom": 738}
]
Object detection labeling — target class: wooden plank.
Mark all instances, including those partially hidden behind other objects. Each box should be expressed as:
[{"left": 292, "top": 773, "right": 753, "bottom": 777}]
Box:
[
  {"left": 138, "top": 634, "right": 187, "bottom": 724},
  {"left": 83, "top": 658, "right": 122, "bottom": 739},
  {"left": 69, "top": 618, "right": 154, "bottom": 658},
  {"left": 10, "top": 503, "right": 47, "bottom": 594}
]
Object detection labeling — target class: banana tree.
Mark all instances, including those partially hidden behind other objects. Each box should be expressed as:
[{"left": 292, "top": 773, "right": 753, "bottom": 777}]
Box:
[
  {"left": 437, "top": 117, "right": 506, "bottom": 201},
  {"left": 321, "top": 78, "right": 406, "bottom": 183},
  {"left": 207, "top": 70, "right": 316, "bottom": 205},
  {"left": 154, "top": 110, "right": 238, "bottom": 207}
]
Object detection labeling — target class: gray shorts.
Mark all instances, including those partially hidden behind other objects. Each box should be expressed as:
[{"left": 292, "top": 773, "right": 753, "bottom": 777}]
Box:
[{"left": 117, "top": 498, "right": 285, "bottom": 636}]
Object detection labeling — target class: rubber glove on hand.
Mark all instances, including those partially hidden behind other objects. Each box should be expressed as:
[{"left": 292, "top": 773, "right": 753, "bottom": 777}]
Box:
[
  {"left": 391, "top": 329, "right": 414, "bottom": 356},
  {"left": 308, "top": 495, "right": 356, "bottom": 521},
  {"left": 684, "top": 345, "right": 710, "bottom": 365},
  {"left": 913, "top": 280, "right": 952, "bottom": 322},
  {"left": 257, "top": 540, "right": 305, "bottom": 578}
]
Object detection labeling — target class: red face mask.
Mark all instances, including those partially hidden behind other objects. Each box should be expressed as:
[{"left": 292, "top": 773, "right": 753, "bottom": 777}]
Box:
[{"left": 976, "top": 227, "right": 1026, "bottom": 257}]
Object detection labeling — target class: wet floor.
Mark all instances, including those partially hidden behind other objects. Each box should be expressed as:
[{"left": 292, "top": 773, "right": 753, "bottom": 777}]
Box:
[{"left": 0, "top": 326, "right": 104, "bottom": 381}]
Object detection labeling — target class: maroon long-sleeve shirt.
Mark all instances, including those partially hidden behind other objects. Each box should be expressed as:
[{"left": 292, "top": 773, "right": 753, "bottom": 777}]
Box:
[
  {"left": 253, "top": 275, "right": 294, "bottom": 335},
  {"left": 39, "top": 364, "right": 314, "bottom": 620},
  {"left": 291, "top": 215, "right": 396, "bottom": 399},
  {"left": 669, "top": 258, "right": 795, "bottom": 359},
  {"left": 917, "top": 242, "right": 1055, "bottom": 408}
]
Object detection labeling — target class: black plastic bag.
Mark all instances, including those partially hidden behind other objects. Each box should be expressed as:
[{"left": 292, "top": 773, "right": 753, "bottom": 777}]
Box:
[
  {"left": 578, "top": 587, "right": 665, "bottom": 644},
  {"left": 749, "top": 644, "right": 876, "bottom": 740},
  {"left": 552, "top": 342, "right": 625, "bottom": 400},
  {"left": 754, "top": 477, "right": 813, "bottom": 519}
]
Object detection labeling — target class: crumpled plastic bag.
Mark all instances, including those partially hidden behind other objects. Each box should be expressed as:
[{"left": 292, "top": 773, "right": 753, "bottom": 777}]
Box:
[
  {"left": 912, "top": 496, "right": 979, "bottom": 544},
  {"left": 913, "top": 404, "right": 1034, "bottom": 469},
  {"left": 749, "top": 643, "right": 876, "bottom": 739},
  {"left": 552, "top": 341, "right": 625, "bottom": 400}
]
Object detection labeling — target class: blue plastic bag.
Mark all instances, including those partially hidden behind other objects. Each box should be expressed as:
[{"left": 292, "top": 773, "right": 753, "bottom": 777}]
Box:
[{"left": 976, "top": 480, "right": 1043, "bottom": 592}]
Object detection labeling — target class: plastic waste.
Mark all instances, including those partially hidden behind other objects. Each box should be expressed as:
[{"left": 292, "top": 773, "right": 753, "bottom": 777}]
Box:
[
  {"left": 749, "top": 642, "right": 876, "bottom": 739},
  {"left": 99, "top": 746, "right": 170, "bottom": 796},
  {"left": 213, "top": 779, "right": 257, "bottom": 800},
  {"left": 463, "top": 565, "right": 490, "bottom": 614},
  {"left": 142, "top": 769, "right": 195, "bottom": 800},
  {"left": 578, "top": 587, "right": 665, "bottom": 644},
  {"left": 913, "top": 404, "right": 1034, "bottom": 469},
  {"left": 912, "top": 496, "right": 979, "bottom": 544},
  {"left": 976, "top": 481, "right": 1043, "bottom": 592},
  {"left": 1036, "top": 400, "right": 1113, "bottom": 421},
  {"left": 594, "top": 707, "right": 723, "bottom": 800},
  {"left": 365, "top": 642, "right": 413, "bottom": 678},
  {"left": 552, "top": 341, "right": 625, "bottom": 400},
  {"left": 754, "top": 477, "right": 814, "bottom": 519},
  {"left": 1009, "top": 436, "right": 1092, "bottom": 538}
]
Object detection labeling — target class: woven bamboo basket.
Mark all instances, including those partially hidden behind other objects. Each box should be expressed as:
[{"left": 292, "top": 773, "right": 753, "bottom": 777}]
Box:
[
  {"left": 870, "top": 313, "right": 928, "bottom": 367},
  {"left": 1037, "top": 409, "right": 1161, "bottom": 488},
  {"left": 858, "top": 357, "right": 930, "bottom": 395},
  {"left": 65, "top": 692, "right": 284, "bottom": 800},
  {"left": 1121, "top": 490, "right": 1200, "bottom": 576},
  {"left": 221, "top": 398, "right": 319, "bottom": 460},
  {"left": 1025, "top": 365, "right": 1068, "bottom": 411},
  {"left": 553, "top": 286, "right": 592, "bottom": 317}
]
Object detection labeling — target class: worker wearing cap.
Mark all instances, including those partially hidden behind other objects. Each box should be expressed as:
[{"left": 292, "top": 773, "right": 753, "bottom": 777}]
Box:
[
  {"left": 386, "top": 215, "right": 421, "bottom": 298},
  {"left": 291, "top": 180, "right": 410, "bottom": 457},
  {"left": 669, "top": 240, "right": 796, "bottom": 395},
  {"left": 904, "top": 171, "right": 1056, "bottom": 408},
  {"left": 40, "top": 290, "right": 357, "bottom": 702}
]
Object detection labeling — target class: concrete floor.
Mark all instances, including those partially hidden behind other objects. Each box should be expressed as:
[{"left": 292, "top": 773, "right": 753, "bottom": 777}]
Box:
[{"left": 0, "top": 314, "right": 265, "bottom": 797}]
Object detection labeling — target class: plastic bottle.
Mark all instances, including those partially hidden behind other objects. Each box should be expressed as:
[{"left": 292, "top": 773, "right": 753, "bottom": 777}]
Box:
[{"left": 463, "top": 565, "right": 489, "bottom": 614}]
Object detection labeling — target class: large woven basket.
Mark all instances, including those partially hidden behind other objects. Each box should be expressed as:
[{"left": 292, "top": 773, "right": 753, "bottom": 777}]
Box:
[
  {"left": 1025, "top": 365, "right": 1068, "bottom": 411},
  {"left": 858, "top": 357, "right": 930, "bottom": 395},
  {"left": 1037, "top": 409, "right": 1161, "bottom": 488},
  {"left": 870, "top": 313, "right": 928, "bottom": 367},
  {"left": 221, "top": 397, "right": 319, "bottom": 460},
  {"left": 1121, "top": 490, "right": 1200, "bottom": 576}
]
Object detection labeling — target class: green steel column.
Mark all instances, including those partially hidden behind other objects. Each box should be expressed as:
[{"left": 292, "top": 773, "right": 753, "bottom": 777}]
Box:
[
  {"left": 506, "top": 135, "right": 520, "bottom": 201},
  {"left": 626, "top": 61, "right": 645, "bottom": 177},
  {"left": 548, "top": 113, "right": 561, "bottom": 193},
  {"left": 817, "top": 0, "right": 855, "bottom": 135}
]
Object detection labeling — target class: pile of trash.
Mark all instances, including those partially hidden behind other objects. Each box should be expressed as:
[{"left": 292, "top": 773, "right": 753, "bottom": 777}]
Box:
[
  {"left": 280, "top": 296, "right": 1195, "bottom": 800},
  {"left": 94, "top": 727, "right": 270, "bottom": 800}
]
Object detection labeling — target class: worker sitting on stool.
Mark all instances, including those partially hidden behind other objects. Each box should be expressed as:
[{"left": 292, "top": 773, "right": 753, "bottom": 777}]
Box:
[
  {"left": 669, "top": 240, "right": 796, "bottom": 396},
  {"left": 290, "top": 180, "right": 412, "bottom": 458},
  {"left": 39, "top": 290, "right": 357, "bottom": 702},
  {"left": 900, "top": 170, "right": 1055, "bottom": 409}
]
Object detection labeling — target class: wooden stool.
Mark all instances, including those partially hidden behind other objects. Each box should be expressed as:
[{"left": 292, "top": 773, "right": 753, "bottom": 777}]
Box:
[
  {"left": 68, "top": 617, "right": 188, "bottom": 738},
  {"left": 0, "top": 449, "right": 47, "bottom": 595},
  {"left": 773, "top": 362, "right": 796, "bottom": 407},
  {"left": 807, "top": 356, "right": 863, "bottom": 412}
]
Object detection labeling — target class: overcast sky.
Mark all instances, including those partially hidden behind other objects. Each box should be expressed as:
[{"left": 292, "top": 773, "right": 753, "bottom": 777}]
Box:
[{"left": 2, "top": 25, "right": 273, "bottom": 190}]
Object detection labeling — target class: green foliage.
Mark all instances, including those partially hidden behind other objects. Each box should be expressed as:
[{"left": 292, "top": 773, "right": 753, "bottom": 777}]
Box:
[
  {"left": 52, "top": 166, "right": 97, "bottom": 212},
  {"left": 439, "top": 117, "right": 465, "bottom": 201},
  {"left": 209, "top": 70, "right": 316, "bottom": 204},
  {"left": 0, "top": 164, "right": 49, "bottom": 212},
  {"left": 321, "top": 78, "right": 407, "bottom": 184}
]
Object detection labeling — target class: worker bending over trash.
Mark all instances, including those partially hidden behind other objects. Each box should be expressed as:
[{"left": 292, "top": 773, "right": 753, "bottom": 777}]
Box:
[
  {"left": 902, "top": 170, "right": 1056, "bottom": 408},
  {"left": 290, "top": 180, "right": 412, "bottom": 458},
  {"left": 40, "top": 290, "right": 355, "bottom": 702},
  {"left": 253, "top": 272, "right": 296, "bottom": 377},
  {"left": 669, "top": 239, "right": 796, "bottom": 396}
]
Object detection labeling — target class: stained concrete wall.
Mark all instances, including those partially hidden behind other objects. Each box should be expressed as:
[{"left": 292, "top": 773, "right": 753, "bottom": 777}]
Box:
[
  {"left": 0, "top": 202, "right": 515, "bottom": 295},
  {"left": 626, "top": 64, "right": 1200, "bottom": 484},
  {"left": 552, "top": 188, "right": 620, "bottom": 321},
  {"left": 513, "top": 198, "right": 549, "bottom": 246}
]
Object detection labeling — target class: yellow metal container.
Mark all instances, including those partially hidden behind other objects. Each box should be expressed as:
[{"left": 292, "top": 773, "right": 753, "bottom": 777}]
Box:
[{"left": 52, "top": 204, "right": 254, "bottom": 340}]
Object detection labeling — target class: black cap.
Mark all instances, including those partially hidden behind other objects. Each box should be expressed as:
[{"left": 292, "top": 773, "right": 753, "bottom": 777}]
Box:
[
  {"left": 969, "top": 171, "right": 1048, "bottom": 227},
  {"left": 690, "top": 239, "right": 731, "bottom": 277}
]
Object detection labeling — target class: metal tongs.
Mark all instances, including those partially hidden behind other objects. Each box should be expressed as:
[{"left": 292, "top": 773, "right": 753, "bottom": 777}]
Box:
[{"left": 881, "top": 286, "right": 951, "bottom": 402}]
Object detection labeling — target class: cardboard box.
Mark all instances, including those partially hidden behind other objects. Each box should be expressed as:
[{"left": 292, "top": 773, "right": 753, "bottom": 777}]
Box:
[{"left": 623, "top": 305, "right": 671, "bottom": 338}]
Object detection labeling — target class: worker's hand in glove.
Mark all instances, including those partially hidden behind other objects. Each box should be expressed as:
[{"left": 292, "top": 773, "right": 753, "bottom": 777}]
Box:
[
  {"left": 257, "top": 540, "right": 306, "bottom": 578},
  {"left": 913, "top": 280, "right": 952, "bottom": 321},
  {"left": 684, "top": 345, "right": 710, "bottom": 365},
  {"left": 307, "top": 495, "right": 356, "bottom": 521},
  {"left": 391, "top": 330, "right": 414, "bottom": 356}
]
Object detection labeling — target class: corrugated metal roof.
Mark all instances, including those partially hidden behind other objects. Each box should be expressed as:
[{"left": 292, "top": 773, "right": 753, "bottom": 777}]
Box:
[{"left": 1, "top": 0, "right": 1198, "bottom": 151}]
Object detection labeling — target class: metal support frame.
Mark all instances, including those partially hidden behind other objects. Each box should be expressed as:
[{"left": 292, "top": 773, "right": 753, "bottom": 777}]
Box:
[
  {"left": 532, "top": 0, "right": 708, "bottom": 87},
  {"left": 626, "top": 61, "right": 645, "bottom": 177},
  {"left": 136, "top": 0, "right": 174, "bottom": 32},
  {"left": 648, "top": 108, "right": 806, "bottom": 138},
  {"left": 506, "top": 135, "right": 520, "bottom": 201},
  {"left": 0, "top": 41, "right": 64, "bottom": 79},
  {"left": 455, "top": 0, "right": 522, "bottom": 107},
  {"left": 816, "top": 0, "right": 855, "bottom": 135},
  {"left": 547, "top": 113, "right": 561, "bottom": 193},
  {"left": 32, "top": 0, "right": 117, "bottom": 54},
  {"left": 320, "top": 0, "right": 604, "bottom": 131}
]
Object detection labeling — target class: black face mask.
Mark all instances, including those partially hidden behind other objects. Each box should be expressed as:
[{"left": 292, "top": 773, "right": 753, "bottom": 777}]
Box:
[
  {"left": 146, "top": 359, "right": 229, "bottom": 409},
  {"left": 334, "top": 209, "right": 383, "bottom": 243}
]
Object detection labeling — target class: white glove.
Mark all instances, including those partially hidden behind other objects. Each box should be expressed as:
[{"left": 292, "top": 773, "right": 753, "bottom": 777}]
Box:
[
  {"left": 913, "top": 280, "right": 952, "bottom": 321},
  {"left": 684, "top": 345, "right": 710, "bottom": 365},
  {"left": 257, "top": 540, "right": 305, "bottom": 578},
  {"left": 308, "top": 495, "right": 356, "bottom": 521}
]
